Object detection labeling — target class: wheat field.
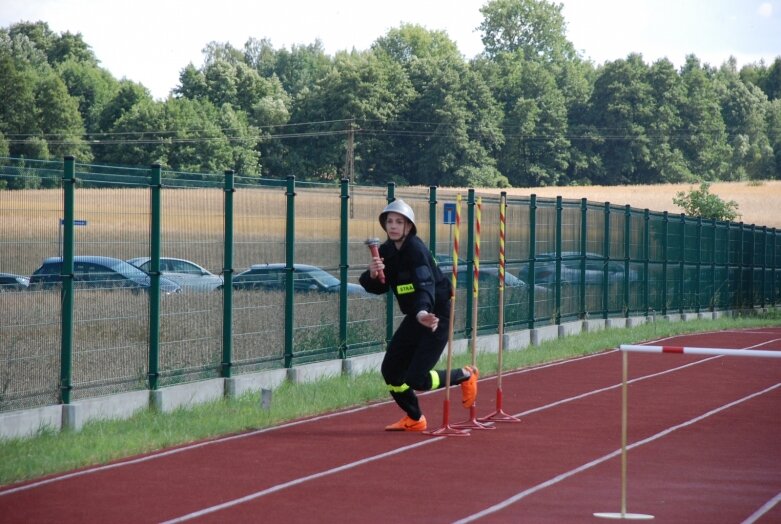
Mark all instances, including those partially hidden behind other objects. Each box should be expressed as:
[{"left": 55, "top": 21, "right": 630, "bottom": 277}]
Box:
[{"left": 455, "top": 181, "right": 781, "bottom": 230}]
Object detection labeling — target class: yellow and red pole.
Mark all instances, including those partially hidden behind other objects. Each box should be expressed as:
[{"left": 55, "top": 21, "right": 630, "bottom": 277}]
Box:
[
  {"left": 425, "top": 194, "right": 469, "bottom": 436},
  {"left": 480, "top": 191, "right": 520, "bottom": 423}
]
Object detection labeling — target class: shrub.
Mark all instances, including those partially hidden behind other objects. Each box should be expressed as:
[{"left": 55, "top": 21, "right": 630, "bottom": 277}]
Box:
[{"left": 673, "top": 183, "right": 740, "bottom": 222}]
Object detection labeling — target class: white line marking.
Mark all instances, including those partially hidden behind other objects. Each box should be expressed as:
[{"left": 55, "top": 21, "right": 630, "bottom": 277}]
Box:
[
  {"left": 159, "top": 439, "right": 443, "bottom": 523},
  {"left": 741, "top": 491, "right": 781, "bottom": 524},
  {"left": 453, "top": 383, "right": 781, "bottom": 524}
]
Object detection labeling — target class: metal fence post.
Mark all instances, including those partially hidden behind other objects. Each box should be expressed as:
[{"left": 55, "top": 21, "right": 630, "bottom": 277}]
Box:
[
  {"left": 679, "top": 214, "right": 685, "bottom": 314},
  {"left": 770, "top": 228, "right": 778, "bottom": 307},
  {"left": 761, "top": 225, "right": 767, "bottom": 309},
  {"left": 662, "top": 211, "right": 669, "bottom": 316},
  {"left": 695, "top": 217, "right": 702, "bottom": 314},
  {"left": 339, "top": 178, "right": 350, "bottom": 359},
  {"left": 580, "top": 198, "right": 588, "bottom": 318},
  {"left": 624, "top": 205, "right": 631, "bottom": 317},
  {"left": 528, "top": 194, "right": 537, "bottom": 329},
  {"left": 284, "top": 176, "right": 296, "bottom": 368},
  {"left": 429, "top": 186, "right": 437, "bottom": 255},
  {"left": 555, "top": 196, "right": 563, "bottom": 325},
  {"left": 221, "top": 169, "right": 235, "bottom": 378},
  {"left": 711, "top": 219, "right": 717, "bottom": 311},
  {"left": 60, "top": 156, "right": 75, "bottom": 404},
  {"left": 466, "top": 189, "right": 476, "bottom": 336},
  {"left": 643, "top": 209, "right": 650, "bottom": 316},
  {"left": 738, "top": 222, "right": 745, "bottom": 308},
  {"left": 602, "top": 202, "right": 610, "bottom": 320},
  {"left": 148, "top": 164, "right": 161, "bottom": 391}
]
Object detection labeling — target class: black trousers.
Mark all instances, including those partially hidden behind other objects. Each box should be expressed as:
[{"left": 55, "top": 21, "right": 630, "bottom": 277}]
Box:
[{"left": 381, "top": 310, "right": 463, "bottom": 420}]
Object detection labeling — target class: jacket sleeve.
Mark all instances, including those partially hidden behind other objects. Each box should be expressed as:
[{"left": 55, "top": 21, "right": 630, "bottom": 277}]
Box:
[
  {"left": 409, "top": 246, "right": 437, "bottom": 313},
  {"left": 359, "top": 269, "right": 389, "bottom": 295}
]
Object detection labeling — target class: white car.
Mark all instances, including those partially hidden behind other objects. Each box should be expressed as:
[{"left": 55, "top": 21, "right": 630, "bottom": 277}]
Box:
[{"left": 126, "top": 257, "right": 223, "bottom": 292}]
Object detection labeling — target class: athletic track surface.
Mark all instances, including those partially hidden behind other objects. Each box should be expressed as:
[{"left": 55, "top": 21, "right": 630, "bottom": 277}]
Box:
[{"left": 1, "top": 327, "right": 780, "bottom": 523}]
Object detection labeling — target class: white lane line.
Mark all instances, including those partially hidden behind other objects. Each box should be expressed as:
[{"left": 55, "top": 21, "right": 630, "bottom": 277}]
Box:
[
  {"left": 741, "top": 491, "right": 781, "bottom": 524},
  {"left": 453, "top": 383, "right": 781, "bottom": 524},
  {"left": 158, "top": 438, "right": 443, "bottom": 523}
]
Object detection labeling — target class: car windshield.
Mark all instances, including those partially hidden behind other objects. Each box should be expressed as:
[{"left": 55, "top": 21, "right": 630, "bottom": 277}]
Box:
[
  {"left": 304, "top": 268, "right": 340, "bottom": 288},
  {"left": 107, "top": 259, "right": 149, "bottom": 279}
]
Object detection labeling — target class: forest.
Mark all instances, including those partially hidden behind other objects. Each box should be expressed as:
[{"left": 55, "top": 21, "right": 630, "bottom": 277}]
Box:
[{"left": 1, "top": 0, "right": 780, "bottom": 189}]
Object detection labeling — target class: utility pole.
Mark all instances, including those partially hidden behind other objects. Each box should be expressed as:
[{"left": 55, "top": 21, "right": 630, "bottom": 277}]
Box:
[{"left": 344, "top": 119, "right": 355, "bottom": 218}]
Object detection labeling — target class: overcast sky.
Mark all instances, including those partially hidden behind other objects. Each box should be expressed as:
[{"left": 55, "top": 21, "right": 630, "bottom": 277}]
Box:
[{"left": 2, "top": 0, "right": 780, "bottom": 100}]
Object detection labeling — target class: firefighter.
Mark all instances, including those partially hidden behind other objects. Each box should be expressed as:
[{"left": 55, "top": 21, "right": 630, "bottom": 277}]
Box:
[{"left": 360, "top": 199, "right": 478, "bottom": 431}]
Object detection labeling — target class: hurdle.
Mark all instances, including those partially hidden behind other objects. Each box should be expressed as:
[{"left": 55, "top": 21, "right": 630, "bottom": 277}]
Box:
[{"left": 594, "top": 343, "right": 781, "bottom": 520}]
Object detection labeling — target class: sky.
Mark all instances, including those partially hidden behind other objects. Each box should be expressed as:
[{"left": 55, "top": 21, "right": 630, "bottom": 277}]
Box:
[{"left": 2, "top": 0, "right": 780, "bottom": 100}]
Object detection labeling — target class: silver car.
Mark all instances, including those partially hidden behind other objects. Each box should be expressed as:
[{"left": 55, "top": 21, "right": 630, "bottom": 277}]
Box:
[{"left": 127, "top": 257, "right": 223, "bottom": 292}]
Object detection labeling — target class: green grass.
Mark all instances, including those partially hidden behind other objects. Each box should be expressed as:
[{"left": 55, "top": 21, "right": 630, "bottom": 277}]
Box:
[{"left": 0, "top": 312, "right": 779, "bottom": 486}]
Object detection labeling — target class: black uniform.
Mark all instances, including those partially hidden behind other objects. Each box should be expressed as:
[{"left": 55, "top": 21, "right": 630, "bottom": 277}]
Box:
[{"left": 360, "top": 233, "right": 467, "bottom": 420}]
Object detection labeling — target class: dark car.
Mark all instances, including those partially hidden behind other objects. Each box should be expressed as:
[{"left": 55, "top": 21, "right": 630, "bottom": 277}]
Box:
[
  {"left": 440, "top": 264, "right": 528, "bottom": 290},
  {"left": 517, "top": 252, "right": 639, "bottom": 288},
  {"left": 29, "top": 256, "right": 180, "bottom": 294},
  {"left": 127, "top": 257, "right": 223, "bottom": 292},
  {"left": 0, "top": 272, "right": 30, "bottom": 292},
  {"left": 228, "top": 263, "right": 370, "bottom": 296}
]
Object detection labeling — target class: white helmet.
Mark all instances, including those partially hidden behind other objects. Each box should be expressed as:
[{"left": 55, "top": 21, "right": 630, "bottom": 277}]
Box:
[{"left": 379, "top": 199, "right": 417, "bottom": 235}]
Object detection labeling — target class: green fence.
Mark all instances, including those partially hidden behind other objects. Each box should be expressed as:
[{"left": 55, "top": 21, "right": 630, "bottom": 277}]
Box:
[{"left": 1, "top": 157, "right": 779, "bottom": 412}]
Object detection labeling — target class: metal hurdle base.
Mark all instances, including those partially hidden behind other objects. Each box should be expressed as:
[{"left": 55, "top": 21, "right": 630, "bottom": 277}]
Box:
[{"left": 593, "top": 512, "right": 654, "bottom": 520}]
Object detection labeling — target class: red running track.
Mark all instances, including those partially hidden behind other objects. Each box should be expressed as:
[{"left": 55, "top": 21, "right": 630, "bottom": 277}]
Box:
[{"left": 1, "top": 327, "right": 780, "bottom": 523}]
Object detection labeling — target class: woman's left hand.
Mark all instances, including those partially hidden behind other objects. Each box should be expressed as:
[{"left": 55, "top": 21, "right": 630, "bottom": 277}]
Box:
[{"left": 416, "top": 311, "right": 439, "bottom": 332}]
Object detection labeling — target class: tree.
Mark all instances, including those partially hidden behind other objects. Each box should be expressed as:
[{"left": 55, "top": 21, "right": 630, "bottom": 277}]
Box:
[
  {"left": 481, "top": 56, "right": 568, "bottom": 186},
  {"left": 372, "top": 26, "right": 506, "bottom": 187},
  {"left": 95, "top": 80, "right": 152, "bottom": 134},
  {"left": 479, "top": 0, "right": 576, "bottom": 63},
  {"left": 717, "top": 61, "right": 775, "bottom": 180},
  {"left": 678, "top": 55, "right": 731, "bottom": 180},
  {"left": 100, "top": 97, "right": 259, "bottom": 175},
  {"left": 585, "top": 54, "right": 655, "bottom": 184},
  {"left": 673, "top": 182, "right": 740, "bottom": 222},
  {"left": 34, "top": 71, "right": 93, "bottom": 161},
  {"left": 645, "top": 58, "right": 693, "bottom": 183},
  {"left": 280, "top": 48, "right": 415, "bottom": 182},
  {"left": 57, "top": 58, "right": 119, "bottom": 133}
]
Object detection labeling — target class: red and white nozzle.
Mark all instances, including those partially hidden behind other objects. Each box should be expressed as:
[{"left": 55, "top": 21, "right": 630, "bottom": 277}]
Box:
[{"left": 365, "top": 238, "right": 385, "bottom": 284}]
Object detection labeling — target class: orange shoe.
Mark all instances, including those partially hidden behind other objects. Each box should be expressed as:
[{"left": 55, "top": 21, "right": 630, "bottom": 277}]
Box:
[
  {"left": 385, "top": 415, "right": 427, "bottom": 432},
  {"left": 460, "top": 366, "right": 479, "bottom": 408}
]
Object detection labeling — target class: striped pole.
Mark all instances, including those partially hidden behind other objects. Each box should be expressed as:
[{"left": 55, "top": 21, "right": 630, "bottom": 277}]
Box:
[
  {"left": 453, "top": 196, "right": 493, "bottom": 430},
  {"left": 480, "top": 192, "right": 520, "bottom": 423},
  {"left": 425, "top": 194, "right": 469, "bottom": 436}
]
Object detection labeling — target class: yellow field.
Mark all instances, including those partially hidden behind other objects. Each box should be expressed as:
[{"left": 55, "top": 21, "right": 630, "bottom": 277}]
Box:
[{"left": 456, "top": 181, "right": 781, "bottom": 230}]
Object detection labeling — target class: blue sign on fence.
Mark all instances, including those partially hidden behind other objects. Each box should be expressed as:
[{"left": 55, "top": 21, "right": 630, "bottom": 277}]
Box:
[
  {"left": 443, "top": 203, "right": 456, "bottom": 225},
  {"left": 60, "top": 219, "right": 88, "bottom": 226}
]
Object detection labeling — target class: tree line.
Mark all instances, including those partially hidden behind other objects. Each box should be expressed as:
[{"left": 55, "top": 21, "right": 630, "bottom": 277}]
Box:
[{"left": 1, "top": 0, "right": 780, "bottom": 190}]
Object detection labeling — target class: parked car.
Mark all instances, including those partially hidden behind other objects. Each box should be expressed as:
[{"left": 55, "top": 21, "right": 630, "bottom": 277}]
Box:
[
  {"left": 517, "top": 252, "right": 639, "bottom": 288},
  {"left": 0, "top": 272, "right": 30, "bottom": 292},
  {"left": 126, "top": 257, "right": 223, "bottom": 292},
  {"left": 29, "top": 256, "right": 180, "bottom": 294},
  {"left": 439, "top": 264, "right": 529, "bottom": 290},
  {"left": 228, "top": 263, "right": 371, "bottom": 296}
]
